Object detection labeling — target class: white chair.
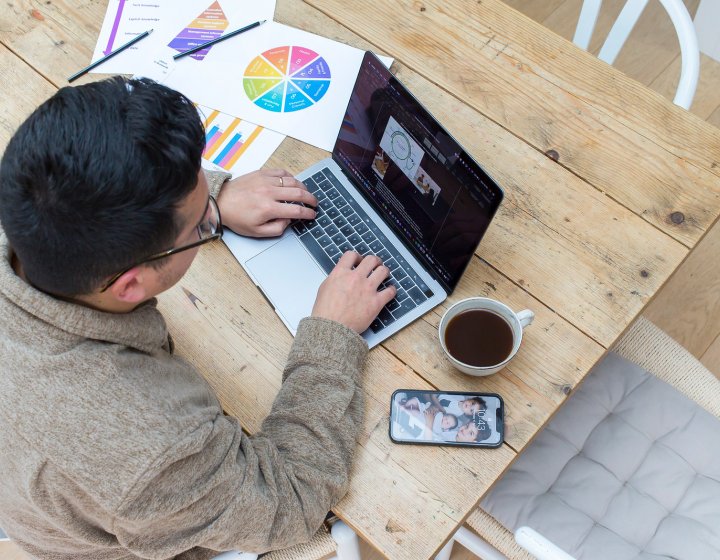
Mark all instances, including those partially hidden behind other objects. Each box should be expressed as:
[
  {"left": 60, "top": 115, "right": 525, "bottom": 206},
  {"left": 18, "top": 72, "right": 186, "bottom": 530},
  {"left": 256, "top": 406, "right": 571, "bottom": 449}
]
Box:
[
  {"left": 573, "top": 0, "right": 699, "bottom": 109},
  {"left": 436, "top": 317, "right": 720, "bottom": 560},
  {"left": 213, "top": 519, "right": 361, "bottom": 560}
]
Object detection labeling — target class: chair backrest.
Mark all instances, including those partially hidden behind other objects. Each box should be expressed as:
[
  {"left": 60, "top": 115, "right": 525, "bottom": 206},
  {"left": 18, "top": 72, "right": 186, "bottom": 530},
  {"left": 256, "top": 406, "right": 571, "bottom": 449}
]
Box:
[{"left": 573, "top": 0, "right": 700, "bottom": 109}]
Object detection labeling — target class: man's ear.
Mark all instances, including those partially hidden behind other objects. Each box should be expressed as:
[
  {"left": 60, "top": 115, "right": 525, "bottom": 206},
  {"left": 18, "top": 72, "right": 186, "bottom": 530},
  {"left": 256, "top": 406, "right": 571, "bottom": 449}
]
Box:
[{"left": 109, "top": 267, "right": 150, "bottom": 304}]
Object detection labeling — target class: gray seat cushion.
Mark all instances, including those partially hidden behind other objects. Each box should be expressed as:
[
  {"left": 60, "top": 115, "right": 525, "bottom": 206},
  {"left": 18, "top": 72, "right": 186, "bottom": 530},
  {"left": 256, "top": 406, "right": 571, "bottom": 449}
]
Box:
[{"left": 481, "top": 352, "right": 720, "bottom": 560}]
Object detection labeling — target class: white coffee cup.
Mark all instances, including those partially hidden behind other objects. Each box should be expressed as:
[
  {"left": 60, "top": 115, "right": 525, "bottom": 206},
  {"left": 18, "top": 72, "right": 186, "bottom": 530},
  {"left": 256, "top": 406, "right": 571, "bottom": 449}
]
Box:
[{"left": 438, "top": 297, "right": 534, "bottom": 376}]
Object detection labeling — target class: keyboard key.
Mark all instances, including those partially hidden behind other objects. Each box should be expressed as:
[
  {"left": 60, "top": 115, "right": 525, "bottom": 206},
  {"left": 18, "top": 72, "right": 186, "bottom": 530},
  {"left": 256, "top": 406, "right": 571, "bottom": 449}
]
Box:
[
  {"left": 340, "top": 204, "right": 354, "bottom": 217},
  {"left": 317, "top": 235, "right": 332, "bottom": 248},
  {"left": 395, "top": 288, "right": 408, "bottom": 301},
  {"left": 378, "top": 308, "right": 395, "bottom": 326},
  {"left": 369, "top": 319, "right": 385, "bottom": 333},
  {"left": 340, "top": 225, "right": 354, "bottom": 237},
  {"left": 310, "top": 226, "right": 324, "bottom": 239},
  {"left": 318, "top": 215, "right": 331, "bottom": 228},
  {"left": 293, "top": 221, "right": 308, "bottom": 235},
  {"left": 333, "top": 216, "right": 347, "bottom": 228},
  {"left": 387, "top": 299, "right": 400, "bottom": 311},
  {"left": 325, "top": 224, "right": 339, "bottom": 237},
  {"left": 312, "top": 172, "right": 325, "bottom": 183},
  {"left": 326, "top": 245, "right": 341, "bottom": 258},
  {"left": 332, "top": 233, "right": 345, "bottom": 246},
  {"left": 304, "top": 182, "right": 319, "bottom": 196},
  {"left": 377, "top": 248, "right": 391, "bottom": 261},
  {"left": 407, "top": 286, "right": 427, "bottom": 305},
  {"left": 392, "top": 298, "right": 416, "bottom": 319},
  {"left": 399, "top": 277, "right": 414, "bottom": 291},
  {"left": 339, "top": 242, "right": 353, "bottom": 253},
  {"left": 347, "top": 233, "right": 362, "bottom": 246},
  {"left": 326, "top": 207, "right": 339, "bottom": 220},
  {"left": 369, "top": 240, "right": 384, "bottom": 253},
  {"left": 393, "top": 268, "right": 408, "bottom": 281},
  {"left": 298, "top": 233, "right": 334, "bottom": 274},
  {"left": 355, "top": 242, "right": 370, "bottom": 255},
  {"left": 331, "top": 252, "right": 342, "bottom": 264},
  {"left": 355, "top": 222, "right": 369, "bottom": 235},
  {"left": 385, "top": 258, "right": 399, "bottom": 271},
  {"left": 319, "top": 199, "right": 333, "bottom": 212},
  {"left": 347, "top": 213, "right": 361, "bottom": 226},
  {"left": 362, "top": 231, "right": 376, "bottom": 244},
  {"left": 326, "top": 188, "right": 340, "bottom": 200},
  {"left": 335, "top": 197, "right": 348, "bottom": 209}
]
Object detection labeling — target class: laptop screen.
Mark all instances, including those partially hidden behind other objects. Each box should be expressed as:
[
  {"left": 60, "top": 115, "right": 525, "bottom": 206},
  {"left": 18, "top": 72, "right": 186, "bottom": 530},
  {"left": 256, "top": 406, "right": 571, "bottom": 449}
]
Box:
[{"left": 333, "top": 52, "right": 503, "bottom": 294}]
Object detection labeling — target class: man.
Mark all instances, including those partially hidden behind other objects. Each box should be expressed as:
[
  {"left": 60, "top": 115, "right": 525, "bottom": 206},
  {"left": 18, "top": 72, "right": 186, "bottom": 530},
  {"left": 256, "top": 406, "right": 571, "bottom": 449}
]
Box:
[{"left": 0, "top": 77, "right": 396, "bottom": 559}]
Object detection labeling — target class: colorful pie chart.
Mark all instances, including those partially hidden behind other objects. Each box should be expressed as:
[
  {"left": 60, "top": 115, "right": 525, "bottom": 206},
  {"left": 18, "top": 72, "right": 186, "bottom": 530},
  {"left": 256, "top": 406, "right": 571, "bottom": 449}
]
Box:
[{"left": 243, "top": 46, "right": 331, "bottom": 113}]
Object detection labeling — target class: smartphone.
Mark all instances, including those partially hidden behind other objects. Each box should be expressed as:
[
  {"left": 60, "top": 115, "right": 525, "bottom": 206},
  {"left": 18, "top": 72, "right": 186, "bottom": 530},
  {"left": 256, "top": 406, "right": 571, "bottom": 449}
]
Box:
[{"left": 389, "top": 390, "right": 504, "bottom": 448}]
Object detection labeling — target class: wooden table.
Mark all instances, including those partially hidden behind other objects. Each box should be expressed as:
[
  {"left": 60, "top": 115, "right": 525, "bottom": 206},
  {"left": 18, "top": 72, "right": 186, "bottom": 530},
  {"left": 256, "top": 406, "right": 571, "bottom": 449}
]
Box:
[{"left": 2, "top": 1, "right": 720, "bottom": 559}]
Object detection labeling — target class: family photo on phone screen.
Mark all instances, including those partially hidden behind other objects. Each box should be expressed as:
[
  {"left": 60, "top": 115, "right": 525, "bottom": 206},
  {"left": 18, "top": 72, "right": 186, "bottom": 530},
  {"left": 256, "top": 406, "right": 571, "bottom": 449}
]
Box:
[{"left": 390, "top": 390, "right": 503, "bottom": 447}]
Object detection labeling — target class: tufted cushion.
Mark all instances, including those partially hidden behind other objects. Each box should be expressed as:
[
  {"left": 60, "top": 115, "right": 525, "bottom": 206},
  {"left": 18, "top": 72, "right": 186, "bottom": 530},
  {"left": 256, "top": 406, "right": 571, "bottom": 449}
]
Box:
[{"left": 481, "top": 352, "right": 720, "bottom": 560}]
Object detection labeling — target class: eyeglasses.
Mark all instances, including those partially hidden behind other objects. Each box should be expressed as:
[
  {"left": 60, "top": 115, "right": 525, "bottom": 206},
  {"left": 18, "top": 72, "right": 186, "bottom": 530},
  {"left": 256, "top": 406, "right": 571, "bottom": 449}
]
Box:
[{"left": 100, "top": 195, "right": 223, "bottom": 292}]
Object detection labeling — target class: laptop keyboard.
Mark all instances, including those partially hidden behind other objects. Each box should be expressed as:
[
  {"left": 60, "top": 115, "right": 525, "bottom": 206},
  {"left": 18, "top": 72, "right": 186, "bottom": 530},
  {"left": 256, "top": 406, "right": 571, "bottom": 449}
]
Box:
[{"left": 292, "top": 167, "right": 434, "bottom": 333}]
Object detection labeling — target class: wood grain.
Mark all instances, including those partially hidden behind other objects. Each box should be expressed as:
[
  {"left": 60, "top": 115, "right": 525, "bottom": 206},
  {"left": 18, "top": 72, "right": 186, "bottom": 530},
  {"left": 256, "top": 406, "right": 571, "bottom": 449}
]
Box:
[
  {"left": 645, "top": 218, "right": 720, "bottom": 357},
  {"left": 306, "top": 0, "right": 720, "bottom": 248},
  {"left": 0, "top": 45, "right": 56, "bottom": 146}
]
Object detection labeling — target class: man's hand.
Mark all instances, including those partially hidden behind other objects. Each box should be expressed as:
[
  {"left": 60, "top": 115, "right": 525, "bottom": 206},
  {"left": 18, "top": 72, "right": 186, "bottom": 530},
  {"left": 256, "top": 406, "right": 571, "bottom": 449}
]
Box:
[
  {"left": 312, "top": 252, "right": 397, "bottom": 333},
  {"left": 217, "top": 169, "right": 317, "bottom": 237}
]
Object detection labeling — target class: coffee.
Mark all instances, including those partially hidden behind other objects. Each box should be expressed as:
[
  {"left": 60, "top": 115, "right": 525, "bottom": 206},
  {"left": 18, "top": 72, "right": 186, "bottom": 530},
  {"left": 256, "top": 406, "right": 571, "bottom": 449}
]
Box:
[{"left": 444, "top": 309, "right": 514, "bottom": 367}]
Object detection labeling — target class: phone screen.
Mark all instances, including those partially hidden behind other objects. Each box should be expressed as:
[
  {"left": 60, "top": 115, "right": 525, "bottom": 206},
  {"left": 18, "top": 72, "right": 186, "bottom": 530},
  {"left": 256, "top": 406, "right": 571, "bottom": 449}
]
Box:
[{"left": 389, "top": 390, "right": 504, "bottom": 448}]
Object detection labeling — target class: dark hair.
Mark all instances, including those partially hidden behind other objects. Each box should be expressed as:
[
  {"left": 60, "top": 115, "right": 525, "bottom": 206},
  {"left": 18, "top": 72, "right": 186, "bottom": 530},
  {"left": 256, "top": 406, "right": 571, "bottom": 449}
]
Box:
[{"left": 0, "top": 77, "right": 205, "bottom": 296}]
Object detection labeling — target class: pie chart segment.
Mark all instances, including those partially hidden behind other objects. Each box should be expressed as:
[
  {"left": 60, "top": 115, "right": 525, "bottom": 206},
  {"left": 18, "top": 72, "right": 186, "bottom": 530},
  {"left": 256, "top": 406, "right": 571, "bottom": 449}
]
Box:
[
  {"left": 244, "top": 56, "right": 282, "bottom": 79},
  {"left": 289, "top": 46, "right": 320, "bottom": 75},
  {"left": 262, "top": 46, "right": 290, "bottom": 75},
  {"left": 243, "top": 77, "right": 283, "bottom": 101},
  {"left": 291, "top": 79, "right": 331, "bottom": 103},
  {"left": 253, "top": 81, "right": 286, "bottom": 112},
  {"left": 291, "top": 56, "right": 331, "bottom": 79},
  {"left": 243, "top": 45, "right": 332, "bottom": 113}
]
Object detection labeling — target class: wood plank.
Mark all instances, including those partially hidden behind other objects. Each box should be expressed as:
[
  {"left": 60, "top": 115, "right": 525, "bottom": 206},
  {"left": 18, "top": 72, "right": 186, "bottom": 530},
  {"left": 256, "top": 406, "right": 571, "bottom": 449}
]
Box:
[
  {"left": 0, "top": 0, "right": 107, "bottom": 88},
  {"left": 709, "top": 105, "right": 720, "bottom": 128},
  {"left": 304, "top": 0, "right": 720, "bottom": 249},
  {"left": 649, "top": 53, "right": 720, "bottom": 120},
  {"left": 701, "top": 333, "right": 720, "bottom": 379},
  {"left": 644, "top": 217, "right": 720, "bottom": 357},
  {"left": 0, "top": 45, "right": 57, "bottom": 147}
]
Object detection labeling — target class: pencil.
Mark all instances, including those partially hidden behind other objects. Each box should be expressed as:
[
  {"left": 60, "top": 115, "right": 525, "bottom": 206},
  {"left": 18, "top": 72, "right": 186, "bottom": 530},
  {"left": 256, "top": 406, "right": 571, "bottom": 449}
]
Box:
[
  {"left": 68, "top": 29, "right": 154, "bottom": 83},
  {"left": 173, "top": 20, "right": 266, "bottom": 61}
]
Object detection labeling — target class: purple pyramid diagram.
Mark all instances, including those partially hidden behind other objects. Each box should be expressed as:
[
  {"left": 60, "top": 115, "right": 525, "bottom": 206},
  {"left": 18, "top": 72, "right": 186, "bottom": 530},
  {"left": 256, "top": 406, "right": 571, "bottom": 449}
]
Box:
[{"left": 168, "top": 1, "right": 229, "bottom": 61}]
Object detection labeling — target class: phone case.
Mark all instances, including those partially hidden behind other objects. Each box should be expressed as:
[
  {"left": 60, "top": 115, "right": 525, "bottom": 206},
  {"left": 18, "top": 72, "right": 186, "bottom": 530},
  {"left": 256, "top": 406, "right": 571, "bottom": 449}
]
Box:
[{"left": 389, "top": 389, "right": 504, "bottom": 448}]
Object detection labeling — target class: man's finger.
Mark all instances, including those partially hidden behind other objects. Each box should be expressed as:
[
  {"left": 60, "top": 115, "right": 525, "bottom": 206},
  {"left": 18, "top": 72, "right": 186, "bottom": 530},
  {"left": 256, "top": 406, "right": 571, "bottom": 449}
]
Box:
[
  {"left": 274, "top": 185, "right": 317, "bottom": 207},
  {"left": 255, "top": 219, "right": 291, "bottom": 237},
  {"left": 262, "top": 168, "right": 289, "bottom": 178},
  {"left": 368, "top": 264, "right": 390, "bottom": 285},
  {"left": 271, "top": 202, "right": 316, "bottom": 221},
  {"left": 336, "top": 251, "right": 362, "bottom": 269},
  {"left": 355, "top": 255, "right": 382, "bottom": 276}
]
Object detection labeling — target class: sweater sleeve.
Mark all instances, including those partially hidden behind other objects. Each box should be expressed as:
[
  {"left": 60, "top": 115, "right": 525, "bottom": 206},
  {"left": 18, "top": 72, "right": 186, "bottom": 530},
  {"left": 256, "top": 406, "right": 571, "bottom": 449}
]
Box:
[
  {"left": 205, "top": 168, "right": 232, "bottom": 198},
  {"left": 112, "top": 317, "right": 368, "bottom": 557}
]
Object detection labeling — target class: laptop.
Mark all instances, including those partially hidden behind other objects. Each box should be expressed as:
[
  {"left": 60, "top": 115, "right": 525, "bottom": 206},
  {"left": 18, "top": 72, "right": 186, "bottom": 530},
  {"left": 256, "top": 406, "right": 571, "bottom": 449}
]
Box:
[{"left": 223, "top": 51, "right": 504, "bottom": 348}]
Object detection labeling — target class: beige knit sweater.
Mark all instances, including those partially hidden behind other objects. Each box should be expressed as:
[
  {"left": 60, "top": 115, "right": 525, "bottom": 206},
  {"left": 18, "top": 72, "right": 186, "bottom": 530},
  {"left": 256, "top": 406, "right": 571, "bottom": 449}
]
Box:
[{"left": 0, "top": 195, "right": 368, "bottom": 559}]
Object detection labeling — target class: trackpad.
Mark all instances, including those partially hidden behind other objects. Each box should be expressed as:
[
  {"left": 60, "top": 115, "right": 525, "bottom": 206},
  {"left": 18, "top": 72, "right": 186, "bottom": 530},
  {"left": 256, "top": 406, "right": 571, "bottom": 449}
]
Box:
[{"left": 245, "top": 236, "right": 327, "bottom": 333}]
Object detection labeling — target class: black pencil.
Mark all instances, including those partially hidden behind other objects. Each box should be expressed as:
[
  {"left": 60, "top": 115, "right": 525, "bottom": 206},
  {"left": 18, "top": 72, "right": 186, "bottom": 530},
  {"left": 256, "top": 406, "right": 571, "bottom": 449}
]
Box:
[
  {"left": 68, "top": 29, "right": 154, "bottom": 83},
  {"left": 173, "top": 20, "right": 266, "bottom": 61}
]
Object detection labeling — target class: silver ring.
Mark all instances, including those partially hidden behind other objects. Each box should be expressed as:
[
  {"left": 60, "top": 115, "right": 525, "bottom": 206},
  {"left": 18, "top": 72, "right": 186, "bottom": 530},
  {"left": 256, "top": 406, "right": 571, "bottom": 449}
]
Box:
[{"left": 279, "top": 176, "right": 284, "bottom": 187}]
